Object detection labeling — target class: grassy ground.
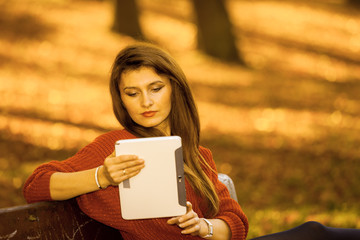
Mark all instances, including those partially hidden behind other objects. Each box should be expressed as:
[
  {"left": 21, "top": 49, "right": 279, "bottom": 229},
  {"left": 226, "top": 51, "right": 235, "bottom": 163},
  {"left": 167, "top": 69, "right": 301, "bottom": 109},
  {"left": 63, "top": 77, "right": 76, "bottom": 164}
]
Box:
[{"left": 0, "top": 0, "right": 359, "bottom": 238}]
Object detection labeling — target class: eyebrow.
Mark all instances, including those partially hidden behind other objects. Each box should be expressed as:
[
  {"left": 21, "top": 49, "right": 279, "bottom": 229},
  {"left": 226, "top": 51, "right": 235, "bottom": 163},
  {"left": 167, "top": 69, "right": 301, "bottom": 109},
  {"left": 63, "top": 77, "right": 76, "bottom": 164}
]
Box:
[{"left": 122, "top": 81, "right": 165, "bottom": 91}]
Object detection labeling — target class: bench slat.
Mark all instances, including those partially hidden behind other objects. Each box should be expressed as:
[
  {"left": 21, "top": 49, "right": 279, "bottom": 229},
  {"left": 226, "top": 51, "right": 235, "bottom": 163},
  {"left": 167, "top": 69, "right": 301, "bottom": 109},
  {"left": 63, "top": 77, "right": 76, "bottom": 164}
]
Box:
[{"left": 0, "top": 199, "right": 122, "bottom": 240}]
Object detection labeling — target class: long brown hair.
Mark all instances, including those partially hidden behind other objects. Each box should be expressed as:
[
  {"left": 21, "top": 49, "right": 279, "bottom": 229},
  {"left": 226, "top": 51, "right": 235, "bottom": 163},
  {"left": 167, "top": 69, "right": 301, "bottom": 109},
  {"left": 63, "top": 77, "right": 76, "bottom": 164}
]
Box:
[{"left": 109, "top": 42, "right": 219, "bottom": 217}]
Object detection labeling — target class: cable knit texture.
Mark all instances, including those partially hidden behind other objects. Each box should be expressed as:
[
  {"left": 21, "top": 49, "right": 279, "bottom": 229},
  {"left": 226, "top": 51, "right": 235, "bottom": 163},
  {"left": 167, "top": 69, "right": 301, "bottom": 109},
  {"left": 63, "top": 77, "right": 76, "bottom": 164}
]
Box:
[{"left": 23, "top": 130, "right": 248, "bottom": 240}]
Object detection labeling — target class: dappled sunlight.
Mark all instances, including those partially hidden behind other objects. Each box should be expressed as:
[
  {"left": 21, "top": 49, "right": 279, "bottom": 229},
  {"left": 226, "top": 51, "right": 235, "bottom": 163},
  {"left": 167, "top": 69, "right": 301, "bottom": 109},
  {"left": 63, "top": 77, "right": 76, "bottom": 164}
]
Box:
[
  {"left": 0, "top": 65, "right": 118, "bottom": 130},
  {"left": 180, "top": 52, "right": 254, "bottom": 87},
  {"left": 229, "top": 0, "right": 360, "bottom": 52},
  {"left": 140, "top": 0, "right": 196, "bottom": 52},
  {"left": 198, "top": 101, "right": 360, "bottom": 139},
  {"left": 0, "top": 115, "right": 102, "bottom": 151},
  {"left": 141, "top": 11, "right": 197, "bottom": 52},
  {"left": 228, "top": 0, "right": 360, "bottom": 82}
]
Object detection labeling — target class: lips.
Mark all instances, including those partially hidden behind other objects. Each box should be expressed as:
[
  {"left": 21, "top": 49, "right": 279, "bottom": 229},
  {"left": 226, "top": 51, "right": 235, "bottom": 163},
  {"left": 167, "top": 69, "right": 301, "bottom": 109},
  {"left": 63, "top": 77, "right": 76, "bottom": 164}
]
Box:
[{"left": 142, "top": 111, "right": 157, "bottom": 117}]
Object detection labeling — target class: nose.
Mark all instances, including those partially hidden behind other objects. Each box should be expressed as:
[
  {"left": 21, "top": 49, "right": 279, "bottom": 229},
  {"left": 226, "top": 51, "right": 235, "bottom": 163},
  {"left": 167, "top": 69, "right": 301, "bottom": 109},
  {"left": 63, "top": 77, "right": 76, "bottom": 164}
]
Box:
[{"left": 141, "top": 93, "right": 154, "bottom": 108}]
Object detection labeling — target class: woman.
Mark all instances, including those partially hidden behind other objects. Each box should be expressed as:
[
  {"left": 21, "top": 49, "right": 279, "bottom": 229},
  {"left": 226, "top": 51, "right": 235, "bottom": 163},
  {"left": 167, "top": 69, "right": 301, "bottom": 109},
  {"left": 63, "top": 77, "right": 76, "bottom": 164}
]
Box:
[{"left": 23, "top": 42, "right": 249, "bottom": 240}]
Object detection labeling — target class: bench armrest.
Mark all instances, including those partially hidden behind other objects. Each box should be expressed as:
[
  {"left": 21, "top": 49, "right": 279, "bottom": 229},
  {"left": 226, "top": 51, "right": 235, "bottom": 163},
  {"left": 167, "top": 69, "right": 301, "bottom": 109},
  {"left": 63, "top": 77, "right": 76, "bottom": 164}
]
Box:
[{"left": 218, "top": 173, "right": 238, "bottom": 202}]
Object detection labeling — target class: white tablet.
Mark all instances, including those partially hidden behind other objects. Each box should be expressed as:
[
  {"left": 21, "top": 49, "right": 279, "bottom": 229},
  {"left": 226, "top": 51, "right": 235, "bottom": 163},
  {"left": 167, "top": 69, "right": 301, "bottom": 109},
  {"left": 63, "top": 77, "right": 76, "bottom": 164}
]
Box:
[{"left": 115, "top": 136, "right": 186, "bottom": 220}]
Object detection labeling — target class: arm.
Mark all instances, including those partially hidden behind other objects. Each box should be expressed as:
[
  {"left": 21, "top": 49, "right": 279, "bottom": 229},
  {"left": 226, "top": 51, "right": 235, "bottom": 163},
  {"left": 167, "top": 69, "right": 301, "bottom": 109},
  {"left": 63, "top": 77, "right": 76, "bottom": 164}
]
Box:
[
  {"left": 23, "top": 130, "right": 141, "bottom": 203},
  {"left": 49, "top": 169, "right": 100, "bottom": 201},
  {"left": 203, "top": 219, "right": 231, "bottom": 240},
  {"left": 50, "top": 153, "right": 145, "bottom": 200},
  {"left": 201, "top": 147, "right": 249, "bottom": 240},
  {"left": 167, "top": 201, "right": 231, "bottom": 239},
  {"left": 167, "top": 147, "right": 248, "bottom": 240},
  {"left": 50, "top": 154, "right": 145, "bottom": 200},
  {"left": 24, "top": 151, "right": 144, "bottom": 202}
]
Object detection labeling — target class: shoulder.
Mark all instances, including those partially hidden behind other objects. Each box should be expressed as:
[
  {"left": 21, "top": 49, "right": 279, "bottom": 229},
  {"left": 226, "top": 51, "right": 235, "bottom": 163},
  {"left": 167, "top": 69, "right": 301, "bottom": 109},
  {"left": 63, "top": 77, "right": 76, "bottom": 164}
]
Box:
[
  {"left": 77, "top": 129, "right": 137, "bottom": 157},
  {"left": 93, "top": 129, "right": 137, "bottom": 144},
  {"left": 199, "top": 146, "right": 213, "bottom": 160},
  {"left": 199, "top": 145, "right": 218, "bottom": 173}
]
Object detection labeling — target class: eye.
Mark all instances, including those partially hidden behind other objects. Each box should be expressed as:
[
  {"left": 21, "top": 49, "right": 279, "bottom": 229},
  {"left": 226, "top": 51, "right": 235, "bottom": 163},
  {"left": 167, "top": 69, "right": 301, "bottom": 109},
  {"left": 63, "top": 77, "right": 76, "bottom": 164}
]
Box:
[
  {"left": 125, "top": 91, "right": 138, "bottom": 97},
  {"left": 152, "top": 86, "right": 163, "bottom": 92}
]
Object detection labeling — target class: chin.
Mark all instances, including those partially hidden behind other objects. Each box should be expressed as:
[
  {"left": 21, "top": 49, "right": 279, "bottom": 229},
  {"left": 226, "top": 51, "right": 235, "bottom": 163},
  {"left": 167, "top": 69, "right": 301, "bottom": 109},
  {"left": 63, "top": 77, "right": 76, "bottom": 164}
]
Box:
[{"left": 137, "top": 120, "right": 162, "bottom": 128}]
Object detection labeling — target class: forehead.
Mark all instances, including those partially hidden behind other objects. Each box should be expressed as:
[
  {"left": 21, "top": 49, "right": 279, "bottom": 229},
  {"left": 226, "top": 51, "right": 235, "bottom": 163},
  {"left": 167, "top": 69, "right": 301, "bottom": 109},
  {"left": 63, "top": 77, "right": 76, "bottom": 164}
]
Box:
[{"left": 120, "top": 67, "right": 169, "bottom": 88}]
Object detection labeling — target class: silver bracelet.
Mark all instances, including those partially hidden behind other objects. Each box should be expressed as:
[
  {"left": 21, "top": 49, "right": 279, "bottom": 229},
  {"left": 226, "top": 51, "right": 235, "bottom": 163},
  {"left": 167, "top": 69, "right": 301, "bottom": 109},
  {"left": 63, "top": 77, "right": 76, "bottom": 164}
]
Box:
[
  {"left": 95, "top": 166, "right": 102, "bottom": 189},
  {"left": 202, "top": 218, "right": 213, "bottom": 238}
]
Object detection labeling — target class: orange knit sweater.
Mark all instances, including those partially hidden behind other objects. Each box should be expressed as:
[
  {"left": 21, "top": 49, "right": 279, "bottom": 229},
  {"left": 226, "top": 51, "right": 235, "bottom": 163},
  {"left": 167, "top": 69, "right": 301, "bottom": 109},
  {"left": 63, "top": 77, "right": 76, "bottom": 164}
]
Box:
[{"left": 23, "top": 130, "right": 248, "bottom": 240}]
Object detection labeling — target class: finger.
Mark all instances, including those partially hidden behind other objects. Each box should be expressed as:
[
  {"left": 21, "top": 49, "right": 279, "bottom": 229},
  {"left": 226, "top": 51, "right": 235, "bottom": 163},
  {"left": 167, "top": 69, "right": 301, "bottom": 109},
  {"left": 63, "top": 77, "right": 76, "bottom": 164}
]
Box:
[
  {"left": 179, "top": 216, "right": 200, "bottom": 229},
  {"left": 113, "top": 155, "right": 140, "bottom": 164},
  {"left": 178, "top": 202, "right": 195, "bottom": 223},
  {"left": 104, "top": 158, "right": 144, "bottom": 173},
  {"left": 168, "top": 203, "right": 196, "bottom": 226},
  {"left": 103, "top": 155, "right": 138, "bottom": 173},
  {"left": 181, "top": 224, "right": 201, "bottom": 235},
  {"left": 121, "top": 158, "right": 145, "bottom": 169},
  {"left": 104, "top": 157, "right": 144, "bottom": 185},
  {"left": 110, "top": 164, "right": 144, "bottom": 181},
  {"left": 124, "top": 169, "right": 142, "bottom": 179},
  {"left": 167, "top": 216, "right": 181, "bottom": 225},
  {"left": 114, "top": 164, "right": 144, "bottom": 180},
  {"left": 110, "top": 169, "right": 142, "bottom": 185},
  {"left": 123, "top": 164, "right": 145, "bottom": 175},
  {"left": 108, "top": 151, "right": 116, "bottom": 158},
  {"left": 186, "top": 201, "right": 192, "bottom": 211},
  {"left": 106, "top": 155, "right": 139, "bottom": 165},
  {"left": 111, "top": 158, "right": 144, "bottom": 171},
  {"left": 105, "top": 158, "right": 144, "bottom": 173},
  {"left": 105, "top": 153, "right": 136, "bottom": 163}
]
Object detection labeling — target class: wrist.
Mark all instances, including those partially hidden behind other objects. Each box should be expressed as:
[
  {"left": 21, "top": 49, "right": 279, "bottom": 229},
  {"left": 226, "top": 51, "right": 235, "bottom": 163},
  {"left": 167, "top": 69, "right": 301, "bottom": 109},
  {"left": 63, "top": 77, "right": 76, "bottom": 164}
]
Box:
[
  {"left": 200, "top": 218, "right": 213, "bottom": 239},
  {"left": 98, "top": 165, "right": 110, "bottom": 189}
]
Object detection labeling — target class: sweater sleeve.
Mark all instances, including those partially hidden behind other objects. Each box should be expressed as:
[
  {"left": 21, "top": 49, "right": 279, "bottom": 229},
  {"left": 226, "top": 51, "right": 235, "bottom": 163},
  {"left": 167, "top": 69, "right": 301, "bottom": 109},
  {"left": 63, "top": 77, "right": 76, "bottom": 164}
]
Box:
[
  {"left": 23, "top": 145, "right": 102, "bottom": 203},
  {"left": 22, "top": 130, "right": 123, "bottom": 203},
  {"left": 199, "top": 146, "right": 249, "bottom": 240},
  {"left": 22, "top": 162, "right": 59, "bottom": 203}
]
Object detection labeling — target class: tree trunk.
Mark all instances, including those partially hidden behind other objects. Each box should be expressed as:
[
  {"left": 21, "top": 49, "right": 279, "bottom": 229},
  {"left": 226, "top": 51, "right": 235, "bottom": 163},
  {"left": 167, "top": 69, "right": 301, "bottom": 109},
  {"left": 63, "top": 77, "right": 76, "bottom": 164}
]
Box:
[
  {"left": 347, "top": 0, "right": 360, "bottom": 6},
  {"left": 112, "top": 0, "right": 143, "bottom": 40},
  {"left": 192, "top": 0, "right": 244, "bottom": 63}
]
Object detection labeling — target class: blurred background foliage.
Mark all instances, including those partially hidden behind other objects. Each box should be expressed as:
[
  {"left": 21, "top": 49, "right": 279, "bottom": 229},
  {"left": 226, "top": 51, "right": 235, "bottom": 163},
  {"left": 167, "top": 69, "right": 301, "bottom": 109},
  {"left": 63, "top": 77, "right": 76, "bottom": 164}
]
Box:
[{"left": 0, "top": 0, "right": 359, "bottom": 238}]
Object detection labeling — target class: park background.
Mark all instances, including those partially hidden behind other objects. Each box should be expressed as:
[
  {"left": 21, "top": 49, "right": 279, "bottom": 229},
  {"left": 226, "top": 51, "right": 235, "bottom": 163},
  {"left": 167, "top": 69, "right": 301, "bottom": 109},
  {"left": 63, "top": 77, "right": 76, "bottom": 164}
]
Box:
[{"left": 0, "top": 0, "right": 359, "bottom": 238}]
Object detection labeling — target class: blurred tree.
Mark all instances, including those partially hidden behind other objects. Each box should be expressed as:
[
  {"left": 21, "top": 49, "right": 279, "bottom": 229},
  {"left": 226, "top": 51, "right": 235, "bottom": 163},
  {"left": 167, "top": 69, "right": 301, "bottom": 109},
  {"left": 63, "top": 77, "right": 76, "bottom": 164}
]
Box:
[
  {"left": 192, "top": 0, "right": 244, "bottom": 64},
  {"left": 347, "top": 0, "right": 360, "bottom": 6},
  {"left": 112, "top": 0, "right": 143, "bottom": 39}
]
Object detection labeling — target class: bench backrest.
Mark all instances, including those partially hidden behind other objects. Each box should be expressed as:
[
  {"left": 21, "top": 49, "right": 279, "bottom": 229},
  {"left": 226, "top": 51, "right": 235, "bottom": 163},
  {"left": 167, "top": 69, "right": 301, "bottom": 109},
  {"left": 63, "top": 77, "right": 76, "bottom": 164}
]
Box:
[{"left": 0, "top": 173, "right": 237, "bottom": 240}]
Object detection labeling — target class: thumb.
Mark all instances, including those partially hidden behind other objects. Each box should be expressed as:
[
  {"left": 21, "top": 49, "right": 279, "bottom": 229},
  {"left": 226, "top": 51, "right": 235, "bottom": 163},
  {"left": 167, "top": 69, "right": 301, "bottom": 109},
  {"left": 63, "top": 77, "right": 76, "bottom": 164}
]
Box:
[
  {"left": 186, "top": 201, "right": 192, "bottom": 213},
  {"left": 109, "top": 150, "right": 116, "bottom": 158}
]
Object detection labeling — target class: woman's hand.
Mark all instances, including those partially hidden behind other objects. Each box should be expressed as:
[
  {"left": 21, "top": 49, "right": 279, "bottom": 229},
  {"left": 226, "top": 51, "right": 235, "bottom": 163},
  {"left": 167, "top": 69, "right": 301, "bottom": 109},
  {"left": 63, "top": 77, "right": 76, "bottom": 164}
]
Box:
[
  {"left": 167, "top": 201, "right": 208, "bottom": 237},
  {"left": 99, "top": 152, "right": 145, "bottom": 188}
]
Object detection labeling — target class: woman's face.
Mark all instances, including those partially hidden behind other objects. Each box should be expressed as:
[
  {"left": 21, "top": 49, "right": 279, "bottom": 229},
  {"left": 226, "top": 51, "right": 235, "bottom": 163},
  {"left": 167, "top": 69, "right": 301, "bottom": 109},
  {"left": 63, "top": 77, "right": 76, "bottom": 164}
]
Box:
[{"left": 119, "top": 67, "right": 172, "bottom": 135}]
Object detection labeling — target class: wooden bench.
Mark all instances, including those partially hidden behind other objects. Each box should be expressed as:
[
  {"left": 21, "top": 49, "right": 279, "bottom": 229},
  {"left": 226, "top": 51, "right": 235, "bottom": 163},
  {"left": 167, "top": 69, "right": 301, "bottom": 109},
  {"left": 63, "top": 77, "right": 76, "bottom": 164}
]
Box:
[{"left": 0, "top": 173, "right": 237, "bottom": 240}]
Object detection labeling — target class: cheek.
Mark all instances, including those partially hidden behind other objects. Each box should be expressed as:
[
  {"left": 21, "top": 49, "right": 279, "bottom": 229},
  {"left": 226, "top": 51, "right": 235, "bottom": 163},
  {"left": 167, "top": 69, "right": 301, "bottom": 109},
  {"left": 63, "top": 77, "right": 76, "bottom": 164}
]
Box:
[
  {"left": 120, "top": 97, "right": 136, "bottom": 115},
  {"left": 165, "top": 97, "right": 172, "bottom": 112},
  {"left": 162, "top": 89, "right": 172, "bottom": 110}
]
